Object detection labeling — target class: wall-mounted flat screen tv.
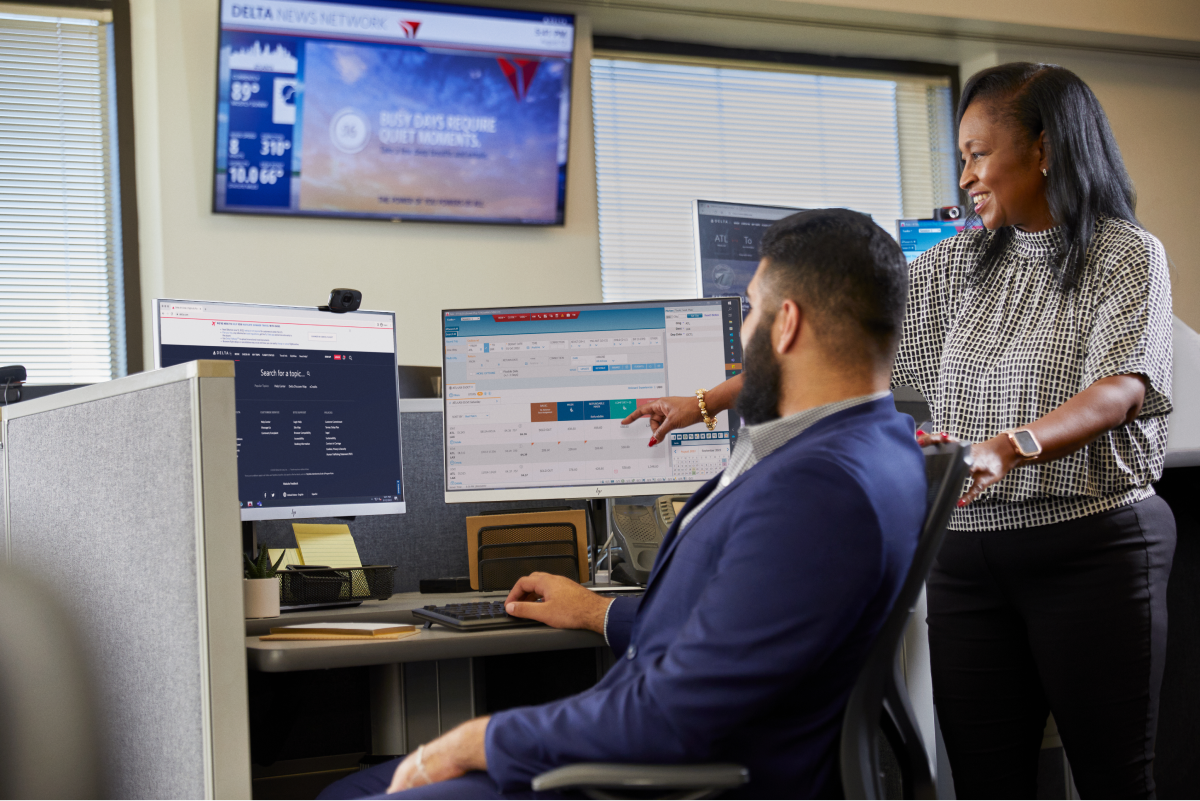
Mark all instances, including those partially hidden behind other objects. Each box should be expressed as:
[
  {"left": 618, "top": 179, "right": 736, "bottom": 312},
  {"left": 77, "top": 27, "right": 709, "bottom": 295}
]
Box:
[{"left": 214, "top": 0, "right": 575, "bottom": 225}]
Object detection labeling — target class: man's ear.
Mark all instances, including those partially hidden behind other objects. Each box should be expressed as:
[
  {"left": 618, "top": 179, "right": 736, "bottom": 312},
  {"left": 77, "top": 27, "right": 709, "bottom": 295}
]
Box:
[{"left": 774, "top": 299, "right": 801, "bottom": 354}]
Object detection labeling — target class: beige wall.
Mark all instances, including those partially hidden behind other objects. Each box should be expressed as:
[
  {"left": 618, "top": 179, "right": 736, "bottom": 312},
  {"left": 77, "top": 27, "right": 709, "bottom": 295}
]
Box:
[
  {"left": 774, "top": 0, "right": 1200, "bottom": 44},
  {"left": 129, "top": 0, "right": 1200, "bottom": 368},
  {"left": 130, "top": 0, "right": 601, "bottom": 369},
  {"left": 983, "top": 46, "right": 1200, "bottom": 329}
]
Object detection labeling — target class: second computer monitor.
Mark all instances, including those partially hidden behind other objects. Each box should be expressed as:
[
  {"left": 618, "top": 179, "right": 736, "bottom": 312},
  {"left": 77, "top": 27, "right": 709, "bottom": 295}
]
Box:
[
  {"left": 443, "top": 299, "right": 744, "bottom": 502},
  {"left": 692, "top": 199, "right": 804, "bottom": 312},
  {"left": 155, "top": 299, "right": 405, "bottom": 520},
  {"left": 897, "top": 218, "right": 981, "bottom": 262}
]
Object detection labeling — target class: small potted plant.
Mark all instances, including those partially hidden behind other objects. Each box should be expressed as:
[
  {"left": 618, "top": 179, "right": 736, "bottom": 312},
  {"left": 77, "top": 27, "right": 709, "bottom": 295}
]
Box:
[{"left": 243, "top": 549, "right": 286, "bottom": 619}]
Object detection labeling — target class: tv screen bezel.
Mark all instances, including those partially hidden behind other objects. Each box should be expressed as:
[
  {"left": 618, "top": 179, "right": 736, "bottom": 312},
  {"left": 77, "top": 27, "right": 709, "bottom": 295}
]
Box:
[{"left": 210, "top": 0, "right": 576, "bottom": 227}]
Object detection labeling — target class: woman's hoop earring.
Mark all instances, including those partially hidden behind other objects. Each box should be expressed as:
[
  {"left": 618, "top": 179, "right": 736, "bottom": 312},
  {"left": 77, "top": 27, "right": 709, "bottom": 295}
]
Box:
[{"left": 1042, "top": 168, "right": 1048, "bottom": 177}]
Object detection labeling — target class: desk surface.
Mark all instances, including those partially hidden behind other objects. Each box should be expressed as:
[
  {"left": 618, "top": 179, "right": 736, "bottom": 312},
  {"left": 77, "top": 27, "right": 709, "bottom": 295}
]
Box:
[{"left": 245, "top": 591, "right": 607, "bottom": 672}]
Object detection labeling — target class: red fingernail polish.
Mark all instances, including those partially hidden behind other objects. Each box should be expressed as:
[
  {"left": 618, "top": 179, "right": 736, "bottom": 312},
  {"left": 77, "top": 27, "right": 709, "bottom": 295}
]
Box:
[
  {"left": 957, "top": 499, "right": 966, "bottom": 507},
  {"left": 648, "top": 438, "right": 657, "bottom": 447}
]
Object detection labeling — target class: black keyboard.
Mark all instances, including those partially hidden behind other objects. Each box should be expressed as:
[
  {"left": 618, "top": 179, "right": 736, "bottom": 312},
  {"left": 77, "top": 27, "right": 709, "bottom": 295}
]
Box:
[{"left": 412, "top": 600, "right": 543, "bottom": 631}]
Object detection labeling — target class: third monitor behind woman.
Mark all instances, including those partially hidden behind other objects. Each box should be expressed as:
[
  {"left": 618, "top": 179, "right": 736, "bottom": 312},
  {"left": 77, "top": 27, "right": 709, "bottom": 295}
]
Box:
[{"left": 625, "top": 62, "right": 1175, "bottom": 799}]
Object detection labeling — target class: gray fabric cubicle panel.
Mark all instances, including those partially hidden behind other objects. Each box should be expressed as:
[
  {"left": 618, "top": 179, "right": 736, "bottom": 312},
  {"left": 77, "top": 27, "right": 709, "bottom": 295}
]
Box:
[
  {"left": 254, "top": 408, "right": 585, "bottom": 592},
  {"left": 2, "top": 365, "right": 251, "bottom": 800},
  {"left": 5, "top": 381, "right": 207, "bottom": 798}
]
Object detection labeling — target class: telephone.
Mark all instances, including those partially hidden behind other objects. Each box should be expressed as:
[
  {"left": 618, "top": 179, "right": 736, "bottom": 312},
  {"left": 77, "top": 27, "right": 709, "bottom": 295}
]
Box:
[{"left": 608, "top": 495, "right": 690, "bottom": 585}]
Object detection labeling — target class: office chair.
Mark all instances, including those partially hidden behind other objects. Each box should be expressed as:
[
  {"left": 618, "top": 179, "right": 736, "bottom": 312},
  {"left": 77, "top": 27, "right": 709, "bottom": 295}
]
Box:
[
  {"left": 839, "top": 439, "right": 968, "bottom": 799},
  {"left": 0, "top": 564, "right": 103, "bottom": 798},
  {"left": 532, "top": 441, "right": 970, "bottom": 800}
]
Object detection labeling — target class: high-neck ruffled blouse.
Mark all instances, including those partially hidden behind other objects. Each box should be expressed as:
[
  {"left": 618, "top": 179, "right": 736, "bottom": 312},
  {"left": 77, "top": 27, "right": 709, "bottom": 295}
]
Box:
[{"left": 892, "top": 217, "right": 1173, "bottom": 531}]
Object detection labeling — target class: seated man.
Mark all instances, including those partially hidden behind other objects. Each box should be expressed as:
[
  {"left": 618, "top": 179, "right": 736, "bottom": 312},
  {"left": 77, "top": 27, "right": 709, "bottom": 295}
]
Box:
[{"left": 322, "top": 208, "right": 926, "bottom": 800}]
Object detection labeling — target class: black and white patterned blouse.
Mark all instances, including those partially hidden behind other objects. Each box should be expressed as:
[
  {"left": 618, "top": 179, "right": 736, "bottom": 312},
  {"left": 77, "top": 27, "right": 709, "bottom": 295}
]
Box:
[{"left": 892, "top": 216, "right": 1173, "bottom": 532}]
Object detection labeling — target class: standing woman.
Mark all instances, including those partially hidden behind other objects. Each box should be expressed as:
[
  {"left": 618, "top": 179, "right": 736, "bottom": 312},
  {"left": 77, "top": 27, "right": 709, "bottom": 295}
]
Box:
[{"left": 624, "top": 63, "right": 1175, "bottom": 797}]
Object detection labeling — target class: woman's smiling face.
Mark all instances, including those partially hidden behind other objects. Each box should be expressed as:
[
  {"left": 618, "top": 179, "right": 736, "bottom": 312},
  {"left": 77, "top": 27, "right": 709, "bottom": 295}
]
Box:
[{"left": 958, "top": 100, "right": 1055, "bottom": 232}]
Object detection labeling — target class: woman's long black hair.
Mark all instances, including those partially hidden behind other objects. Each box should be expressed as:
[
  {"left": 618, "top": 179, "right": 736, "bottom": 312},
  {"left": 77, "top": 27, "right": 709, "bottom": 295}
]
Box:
[{"left": 958, "top": 63, "right": 1138, "bottom": 290}]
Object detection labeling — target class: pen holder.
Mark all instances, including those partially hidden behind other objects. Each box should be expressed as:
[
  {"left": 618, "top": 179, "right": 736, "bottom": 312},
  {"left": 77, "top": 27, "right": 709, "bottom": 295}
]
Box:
[{"left": 277, "top": 565, "right": 396, "bottom": 608}]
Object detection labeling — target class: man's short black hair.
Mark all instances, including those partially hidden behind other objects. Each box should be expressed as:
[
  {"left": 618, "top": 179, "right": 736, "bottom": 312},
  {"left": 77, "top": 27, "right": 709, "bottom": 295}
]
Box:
[{"left": 758, "top": 208, "right": 908, "bottom": 368}]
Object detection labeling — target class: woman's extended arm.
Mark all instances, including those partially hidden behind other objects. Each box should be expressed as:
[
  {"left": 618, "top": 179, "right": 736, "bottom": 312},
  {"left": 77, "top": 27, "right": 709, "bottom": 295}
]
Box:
[
  {"left": 954, "top": 374, "right": 1148, "bottom": 505},
  {"left": 620, "top": 373, "right": 745, "bottom": 445}
]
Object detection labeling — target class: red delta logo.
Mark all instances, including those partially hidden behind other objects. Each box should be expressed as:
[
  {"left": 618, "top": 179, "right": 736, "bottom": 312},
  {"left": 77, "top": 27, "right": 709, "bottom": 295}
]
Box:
[
  {"left": 398, "top": 20, "right": 421, "bottom": 37},
  {"left": 496, "top": 58, "right": 540, "bottom": 100}
]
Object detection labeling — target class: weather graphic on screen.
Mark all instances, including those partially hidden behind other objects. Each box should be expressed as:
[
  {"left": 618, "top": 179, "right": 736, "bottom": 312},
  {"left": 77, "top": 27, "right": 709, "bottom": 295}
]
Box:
[{"left": 214, "top": 0, "right": 575, "bottom": 225}]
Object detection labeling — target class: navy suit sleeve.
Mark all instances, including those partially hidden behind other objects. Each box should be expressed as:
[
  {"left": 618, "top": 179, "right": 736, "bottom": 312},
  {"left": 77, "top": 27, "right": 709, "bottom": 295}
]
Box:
[
  {"left": 605, "top": 596, "right": 639, "bottom": 656},
  {"left": 485, "top": 461, "right": 889, "bottom": 790}
]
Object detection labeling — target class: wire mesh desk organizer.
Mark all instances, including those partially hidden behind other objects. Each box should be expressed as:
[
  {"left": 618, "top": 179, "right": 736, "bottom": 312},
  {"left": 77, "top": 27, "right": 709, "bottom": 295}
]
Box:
[
  {"left": 476, "top": 523, "right": 580, "bottom": 591},
  {"left": 278, "top": 565, "right": 396, "bottom": 610}
]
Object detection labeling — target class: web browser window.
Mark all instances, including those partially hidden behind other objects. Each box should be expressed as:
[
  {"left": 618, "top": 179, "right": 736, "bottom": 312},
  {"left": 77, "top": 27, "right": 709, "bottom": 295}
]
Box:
[
  {"left": 443, "top": 299, "right": 743, "bottom": 495},
  {"left": 155, "top": 299, "right": 404, "bottom": 519}
]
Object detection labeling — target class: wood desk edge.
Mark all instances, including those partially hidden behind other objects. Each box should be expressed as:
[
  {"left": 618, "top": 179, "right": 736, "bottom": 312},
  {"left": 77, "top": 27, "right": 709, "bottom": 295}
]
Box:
[{"left": 246, "top": 625, "right": 606, "bottom": 672}]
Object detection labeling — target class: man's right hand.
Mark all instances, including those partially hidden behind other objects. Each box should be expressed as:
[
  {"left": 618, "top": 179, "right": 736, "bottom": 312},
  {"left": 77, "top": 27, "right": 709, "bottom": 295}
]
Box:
[{"left": 504, "top": 573, "right": 612, "bottom": 634}]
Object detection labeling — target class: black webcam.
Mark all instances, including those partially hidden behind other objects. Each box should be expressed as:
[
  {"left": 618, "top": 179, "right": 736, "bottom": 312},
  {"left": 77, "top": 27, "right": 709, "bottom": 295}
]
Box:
[
  {"left": 934, "top": 205, "right": 965, "bottom": 221},
  {"left": 319, "top": 288, "right": 362, "bottom": 313}
]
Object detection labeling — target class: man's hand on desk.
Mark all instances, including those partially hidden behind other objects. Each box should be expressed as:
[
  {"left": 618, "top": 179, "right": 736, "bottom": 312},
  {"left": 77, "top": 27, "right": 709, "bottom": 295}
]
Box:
[
  {"left": 387, "top": 716, "right": 489, "bottom": 793},
  {"left": 382, "top": 578, "right": 609, "bottom": 794},
  {"left": 504, "top": 572, "right": 613, "bottom": 634}
]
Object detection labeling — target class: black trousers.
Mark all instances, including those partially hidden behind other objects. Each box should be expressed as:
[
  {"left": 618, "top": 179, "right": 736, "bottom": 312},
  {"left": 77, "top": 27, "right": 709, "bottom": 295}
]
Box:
[{"left": 928, "top": 495, "right": 1176, "bottom": 799}]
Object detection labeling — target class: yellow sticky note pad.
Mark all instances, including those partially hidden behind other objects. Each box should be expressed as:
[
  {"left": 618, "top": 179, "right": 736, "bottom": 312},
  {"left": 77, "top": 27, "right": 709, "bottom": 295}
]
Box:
[
  {"left": 266, "top": 548, "right": 304, "bottom": 568},
  {"left": 291, "top": 524, "right": 363, "bottom": 568}
]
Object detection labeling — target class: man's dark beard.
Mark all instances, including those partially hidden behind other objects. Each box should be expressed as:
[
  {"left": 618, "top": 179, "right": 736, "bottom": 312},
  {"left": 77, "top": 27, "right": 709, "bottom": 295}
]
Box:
[{"left": 736, "top": 313, "right": 783, "bottom": 425}]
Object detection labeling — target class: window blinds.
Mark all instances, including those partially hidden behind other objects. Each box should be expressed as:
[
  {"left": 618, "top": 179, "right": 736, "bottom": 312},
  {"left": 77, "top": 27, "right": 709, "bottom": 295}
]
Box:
[
  {"left": 591, "top": 55, "right": 957, "bottom": 302},
  {"left": 0, "top": 11, "right": 124, "bottom": 383}
]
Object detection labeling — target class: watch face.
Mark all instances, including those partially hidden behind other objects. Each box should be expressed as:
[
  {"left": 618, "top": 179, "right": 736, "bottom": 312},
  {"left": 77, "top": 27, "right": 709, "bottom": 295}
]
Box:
[{"left": 1012, "top": 429, "right": 1038, "bottom": 454}]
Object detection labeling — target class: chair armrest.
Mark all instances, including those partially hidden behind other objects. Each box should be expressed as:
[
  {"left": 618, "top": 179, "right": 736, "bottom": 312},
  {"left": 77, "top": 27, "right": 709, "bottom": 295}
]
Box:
[{"left": 531, "top": 762, "right": 749, "bottom": 796}]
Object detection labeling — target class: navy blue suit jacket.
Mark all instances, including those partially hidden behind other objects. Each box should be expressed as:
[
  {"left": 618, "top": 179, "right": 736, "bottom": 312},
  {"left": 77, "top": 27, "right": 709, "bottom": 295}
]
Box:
[{"left": 485, "top": 396, "right": 926, "bottom": 798}]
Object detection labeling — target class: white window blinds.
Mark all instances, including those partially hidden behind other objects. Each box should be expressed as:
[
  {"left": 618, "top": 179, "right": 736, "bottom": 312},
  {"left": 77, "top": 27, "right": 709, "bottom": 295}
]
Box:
[
  {"left": 0, "top": 10, "right": 124, "bottom": 383},
  {"left": 592, "top": 55, "right": 958, "bottom": 302}
]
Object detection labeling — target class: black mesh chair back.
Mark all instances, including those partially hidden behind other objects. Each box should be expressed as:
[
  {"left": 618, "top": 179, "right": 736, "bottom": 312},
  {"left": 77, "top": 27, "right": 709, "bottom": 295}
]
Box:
[{"left": 839, "top": 440, "right": 970, "bottom": 799}]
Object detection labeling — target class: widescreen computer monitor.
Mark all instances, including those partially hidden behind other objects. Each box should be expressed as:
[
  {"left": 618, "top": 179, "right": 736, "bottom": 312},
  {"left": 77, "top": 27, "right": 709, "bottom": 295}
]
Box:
[
  {"left": 442, "top": 298, "right": 744, "bottom": 503},
  {"left": 897, "top": 218, "right": 981, "bottom": 262},
  {"left": 154, "top": 299, "right": 405, "bottom": 520},
  {"left": 692, "top": 200, "right": 803, "bottom": 312}
]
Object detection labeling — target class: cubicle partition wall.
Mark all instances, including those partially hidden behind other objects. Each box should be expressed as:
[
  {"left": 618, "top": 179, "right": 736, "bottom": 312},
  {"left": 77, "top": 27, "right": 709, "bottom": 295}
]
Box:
[{"left": 0, "top": 360, "right": 250, "bottom": 799}]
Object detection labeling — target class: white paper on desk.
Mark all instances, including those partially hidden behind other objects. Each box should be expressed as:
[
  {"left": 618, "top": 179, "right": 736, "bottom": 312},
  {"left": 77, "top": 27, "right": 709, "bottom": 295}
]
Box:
[
  {"left": 272, "top": 622, "right": 413, "bottom": 634},
  {"left": 292, "top": 523, "right": 362, "bottom": 568}
]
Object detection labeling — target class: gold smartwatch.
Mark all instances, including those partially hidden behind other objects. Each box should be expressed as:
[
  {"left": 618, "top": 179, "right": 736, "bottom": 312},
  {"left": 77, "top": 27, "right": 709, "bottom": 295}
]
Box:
[{"left": 1003, "top": 428, "right": 1042, "bottom": 462}]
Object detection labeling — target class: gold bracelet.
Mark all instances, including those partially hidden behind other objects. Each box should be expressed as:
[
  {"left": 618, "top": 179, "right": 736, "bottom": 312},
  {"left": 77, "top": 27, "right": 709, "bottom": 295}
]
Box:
[{"left": 696, "top": 389, "right": 716, "bottom": 431}]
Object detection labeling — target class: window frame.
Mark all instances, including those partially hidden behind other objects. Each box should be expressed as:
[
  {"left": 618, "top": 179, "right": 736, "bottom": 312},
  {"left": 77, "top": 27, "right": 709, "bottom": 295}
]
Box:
[
  {"left": 592, "top": 35, "right": 964, "bottom": 213},
  {"left": 7, "top": 0, "right": 142, "bottom": 374},
  {"left": 593, "top": 36, "right": 960, "bottom": 104},
  {"left": 590, "top": 36, "right": 964, "bottom": 303}
]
